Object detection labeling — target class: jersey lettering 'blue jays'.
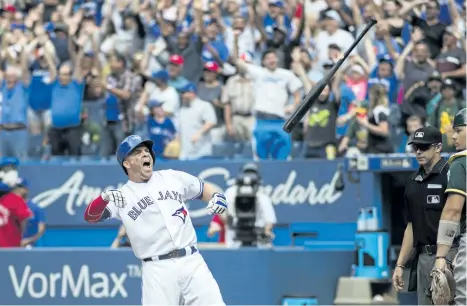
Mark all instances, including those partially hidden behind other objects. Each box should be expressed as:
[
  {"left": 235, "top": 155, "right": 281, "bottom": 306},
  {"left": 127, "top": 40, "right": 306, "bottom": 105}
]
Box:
[
  {"left": 157, "top": 190, "right": 183, "bottom": 203},
  {"left": 104, "top": 169, "right": 204, "bottom": 259},
  {"left": 127, "top": 196, "right": 155, "bottom": 221}
]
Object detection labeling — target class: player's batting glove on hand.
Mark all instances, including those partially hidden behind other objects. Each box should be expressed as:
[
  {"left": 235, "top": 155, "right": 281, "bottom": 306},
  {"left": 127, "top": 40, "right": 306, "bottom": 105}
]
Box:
[
  {"left": 207, "top": 192, "right": 227, "bottom": 215},
  {"left": 101, "top": 190, "right": 127, "bottom": 208}
]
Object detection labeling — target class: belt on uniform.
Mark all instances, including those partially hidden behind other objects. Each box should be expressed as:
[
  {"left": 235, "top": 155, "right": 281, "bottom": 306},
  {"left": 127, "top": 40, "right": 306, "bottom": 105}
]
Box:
[
  {"left": 143, "top": 246, "right": 198, "bottom": 262},
  {"left": 417, "top": 244, "right": 438, "bottom": 255},
  {"left": 234, "top": 111, "right": 252, "bottom": 117}
]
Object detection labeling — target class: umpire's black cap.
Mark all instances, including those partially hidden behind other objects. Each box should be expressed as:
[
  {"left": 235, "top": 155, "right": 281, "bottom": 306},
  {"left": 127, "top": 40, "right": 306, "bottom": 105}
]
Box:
[{"left": 408, "top": 126, "right": 442, "bottom": 145}]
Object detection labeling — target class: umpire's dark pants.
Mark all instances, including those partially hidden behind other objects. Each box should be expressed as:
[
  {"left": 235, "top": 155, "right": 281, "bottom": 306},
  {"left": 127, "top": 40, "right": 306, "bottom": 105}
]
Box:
[{"left": 416, "top": 246, "right": 458, "bottom": 305}]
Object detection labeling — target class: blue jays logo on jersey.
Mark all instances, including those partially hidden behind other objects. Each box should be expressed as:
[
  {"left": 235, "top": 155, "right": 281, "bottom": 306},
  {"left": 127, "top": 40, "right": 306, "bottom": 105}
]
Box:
[{"left": 172, "top": 206, "right": 188, "bottom": 223}]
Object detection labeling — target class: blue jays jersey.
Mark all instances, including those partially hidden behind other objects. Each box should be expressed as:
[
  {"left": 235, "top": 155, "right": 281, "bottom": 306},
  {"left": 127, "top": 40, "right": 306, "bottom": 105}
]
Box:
[{"left": 104, "top": 170, "right": 203, "bottom": 259}]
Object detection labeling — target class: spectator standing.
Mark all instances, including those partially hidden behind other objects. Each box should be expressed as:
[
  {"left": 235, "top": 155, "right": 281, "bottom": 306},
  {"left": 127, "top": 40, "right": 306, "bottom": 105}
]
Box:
[
  {"left": 27, "top": 31, "right": 58, "bottom": 136},
  {"left": 167, "top": 54, "right": 189, "bottom": 91},
  {"left": 296, "top": 47, "right": 324, "bottom": 85},
  {"left": 146, "top": 100, "right": 176, "bottom": 159},
  {"left": 176, "top": 82, "right": 217, "bottom": 160},
  {"left": 225, "top": 15, "right": 259, "bottom": 59},
  {"left": 314, "top": 11, "right": 354, "bottom": 65},
  {"left": 436, "top": 26, "right": 466, "bottom": 90},
  {"left": 320, "top": 0, "right": 355, "bottom": 32},
  {"left": 162, "top": 2, "right": 205, "bottom": 83},
  {"left": 302, "top": 85, "right": 338, "bottom": 159},
  {"left": 396, "top": 29, "right": 435, "bottom": 93},
  {"left": 411, "top": 0, "right": 447, "bottom": 59},
  {"left": 428, "top": 79, "right": 465, "bottom": 152},
  {"left": 235, "top": 49, "right": 302, "bottom": 160},
  {"left": 405, "top": 115, "right": 425, "bottom": 153},
  {"left": 48, "top": 57, "right": 83, "bottom": 157},
  {"left": 138, "top": 69, "right": 180, "bottom": 117},
  {"left": 101, "top": 52, "right": 137, "bottom": 156},
  {"left": 191, "top": 0, "right": 230, "bottom": 68},
  {"left": 197, "top": 61, "right": 224, "bottom": 143},
  {"left": 339, "top": 84, "right": 392, "bottom": 154},
  {"left": 20, "top": 179, "right": 46, "bottom": 247},
  {"left": 370, "top": 20, "right": 401, "bottom": 60},
  {"left": 222, "top": 64, "right": 255, "bottom": 142},
  {"left": 345, "top": 63, "right": 368, "bottom": 102},
  {"left": 0, "top": 179, "right": 32, "bottom": 248},
  {"left": 425, "top": 72, "right": 444, "bottom": 118},
  {"left": 0, "top": 37, "right": 31, "bottom": 159}
]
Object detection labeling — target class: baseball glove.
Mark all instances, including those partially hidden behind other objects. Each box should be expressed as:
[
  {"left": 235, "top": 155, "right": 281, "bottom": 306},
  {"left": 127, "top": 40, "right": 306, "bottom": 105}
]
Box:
[{"left": 430, "top": 264, "right": 456, "bottom": 305}]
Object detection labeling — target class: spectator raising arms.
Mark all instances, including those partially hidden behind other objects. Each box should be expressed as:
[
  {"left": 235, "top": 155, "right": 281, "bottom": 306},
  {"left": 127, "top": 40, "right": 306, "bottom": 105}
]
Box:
[
  {"left": 0, "top": 34, "right": 31, "bottom": 159},
  {"left": 0, "top": 0, "right": 464, "bottom": 161}
]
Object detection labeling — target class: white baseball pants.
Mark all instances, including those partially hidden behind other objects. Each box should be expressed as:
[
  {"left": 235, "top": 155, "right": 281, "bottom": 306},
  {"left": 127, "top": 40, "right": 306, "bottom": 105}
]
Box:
[{"left": 141, "top": 250, "right": 224, "bottom": 305}]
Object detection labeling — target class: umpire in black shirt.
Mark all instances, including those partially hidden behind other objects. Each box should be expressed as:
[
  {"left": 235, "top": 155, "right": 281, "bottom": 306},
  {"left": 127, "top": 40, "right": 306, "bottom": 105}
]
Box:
[{"left": 392, "top": 126, "right": 458, "bottom": 305}]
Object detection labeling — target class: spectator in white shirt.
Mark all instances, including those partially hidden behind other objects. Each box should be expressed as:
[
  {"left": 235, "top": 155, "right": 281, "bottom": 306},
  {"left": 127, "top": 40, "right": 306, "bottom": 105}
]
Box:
[
  {"left": 314, "top": 11, "right": 355, "bottom": 65},
  {"left": 235, "top": 49, "right": 302, "bottom": 160},
  {"left": 175, "top": 82, "right": 217, "bottom": 160},
  {"left": 137, "top": 69, "right": 180, "bottom": 117}
]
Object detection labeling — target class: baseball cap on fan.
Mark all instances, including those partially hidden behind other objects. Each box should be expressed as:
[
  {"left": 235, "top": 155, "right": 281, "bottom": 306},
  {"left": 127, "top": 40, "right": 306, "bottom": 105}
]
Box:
[
  {"left": 408, "top": 126, "right": 442, "bottom": 145},
  {"left": 169, "top": 54, "right": 184, "bottom": 65},
  {"left": 204, "top": 61, "right": 220, "bottom": 73}
]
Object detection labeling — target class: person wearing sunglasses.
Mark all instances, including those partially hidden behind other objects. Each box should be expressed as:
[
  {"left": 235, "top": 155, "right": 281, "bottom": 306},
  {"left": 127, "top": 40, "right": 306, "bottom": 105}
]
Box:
[{"left": 393, "top": 126, "right": 458, "bottom": 305}]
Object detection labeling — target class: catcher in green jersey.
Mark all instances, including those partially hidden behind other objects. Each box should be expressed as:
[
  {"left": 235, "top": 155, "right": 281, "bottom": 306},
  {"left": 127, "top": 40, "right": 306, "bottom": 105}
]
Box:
[{"left": 432, "top": 108, "right": 466, "bottom": 305}]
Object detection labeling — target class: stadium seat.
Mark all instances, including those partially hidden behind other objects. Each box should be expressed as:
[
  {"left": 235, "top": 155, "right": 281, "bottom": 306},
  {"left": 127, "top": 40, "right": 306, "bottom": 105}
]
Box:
[
  {"left": 240, "top": 142, "right": 253, "bottom": 159},
  {"left": 81, "top": 144, "right": 99, "bottom": 156},
  {"left": 212, "top": 142, "right": 234, "bottom": 159},
  {"left": 28, "top": 135, "right": 43, "bottom": 158},
  {"left": 48, "top": 156, "right": 72, "bottom": 163},
  {"left": 291, "top": 141, "right": 304, "bottom": 159},
  {"left": 78, "top": 156, "right": 101, "bottom": 162}
]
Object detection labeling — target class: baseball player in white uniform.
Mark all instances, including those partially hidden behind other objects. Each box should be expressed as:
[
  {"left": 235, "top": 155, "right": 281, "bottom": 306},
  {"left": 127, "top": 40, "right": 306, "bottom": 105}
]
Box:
[{"left": 84, "top": 135, "right": 227, "bottom": 305}]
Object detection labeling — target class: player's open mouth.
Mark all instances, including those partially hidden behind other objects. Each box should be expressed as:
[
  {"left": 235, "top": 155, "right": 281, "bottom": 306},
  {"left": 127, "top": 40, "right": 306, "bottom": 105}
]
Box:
[{"left": 143, "top": 161, "right": 151, "bottom": 168}]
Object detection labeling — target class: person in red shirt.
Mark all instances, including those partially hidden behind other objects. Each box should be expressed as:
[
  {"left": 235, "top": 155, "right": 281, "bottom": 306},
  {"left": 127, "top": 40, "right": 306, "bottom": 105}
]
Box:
[
  {"left": 0, "top": 178, "right": 32, "bottom": 248},
  {"left": 207, "top": 214, "right": 226, "bottom": 243}
]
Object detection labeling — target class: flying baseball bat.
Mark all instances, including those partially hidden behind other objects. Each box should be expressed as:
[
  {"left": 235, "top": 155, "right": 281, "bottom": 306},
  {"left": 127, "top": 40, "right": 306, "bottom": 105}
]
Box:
[{"left": 283, "top": 18, "right": 378, "bottom": 133}]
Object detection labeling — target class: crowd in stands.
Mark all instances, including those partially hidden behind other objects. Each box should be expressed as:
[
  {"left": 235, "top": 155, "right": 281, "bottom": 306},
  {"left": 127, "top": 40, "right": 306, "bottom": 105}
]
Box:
[{"left": 0, "top": 0, "right": 465, "bottom": 161}]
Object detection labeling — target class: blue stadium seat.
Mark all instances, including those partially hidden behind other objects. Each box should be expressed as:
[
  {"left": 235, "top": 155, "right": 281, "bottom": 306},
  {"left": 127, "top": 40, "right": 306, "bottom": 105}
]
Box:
[
  {"left": 81, "top": 144, "right": 98, "bottom": 156},
  {"left": 28, "top": 135, "right": 43, "bottom": 158},
  {"left": 240, "top": 142, "right": 253, "bottom": 159},
  {"left": 212, "top": 142, "right": 234, "bottom": 159},
  {"left": 291, "top": 141, "right": 304, "bottom": 159},
  {"left": 78, "top": 156, "right": 101, "bottom": 162},
  {"left": 48, "top": 156, "right": 72, "bottom": 163}
]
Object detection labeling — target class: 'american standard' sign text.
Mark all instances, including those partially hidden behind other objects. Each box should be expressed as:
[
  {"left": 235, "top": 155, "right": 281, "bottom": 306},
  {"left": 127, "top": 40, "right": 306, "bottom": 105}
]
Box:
[{"left": 20, "top": 160, "right": 364, "bottom": 226}]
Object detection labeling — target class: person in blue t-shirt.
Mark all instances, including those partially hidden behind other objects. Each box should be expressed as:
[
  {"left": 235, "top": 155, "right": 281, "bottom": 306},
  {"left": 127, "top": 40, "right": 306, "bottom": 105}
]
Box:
[
  {"left": 48, "top": 52, "right": 85, "bottom": 156},
  {"left": 0, "top": 42, "right": 31, "bottom": 159},
  {"left": 28, "top": 44, "right": 57, "bottom": 136},
  {"left": 146, "top": 100, "right": 176, "bottom": 158},
  {"left": 17, "top": 179, "right": 46, "bottom": 247}
]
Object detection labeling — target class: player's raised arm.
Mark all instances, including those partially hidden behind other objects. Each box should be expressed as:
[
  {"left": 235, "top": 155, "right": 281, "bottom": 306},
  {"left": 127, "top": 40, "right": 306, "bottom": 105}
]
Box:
[{"left": 84, "top": 190, "right": 125, "bottom": 223}]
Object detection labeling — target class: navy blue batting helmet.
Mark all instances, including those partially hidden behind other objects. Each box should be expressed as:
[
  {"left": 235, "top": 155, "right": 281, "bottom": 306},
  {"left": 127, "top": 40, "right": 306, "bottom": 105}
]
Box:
[{"left": 116, "top": 135, "right": 155, "bottom": 174}]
